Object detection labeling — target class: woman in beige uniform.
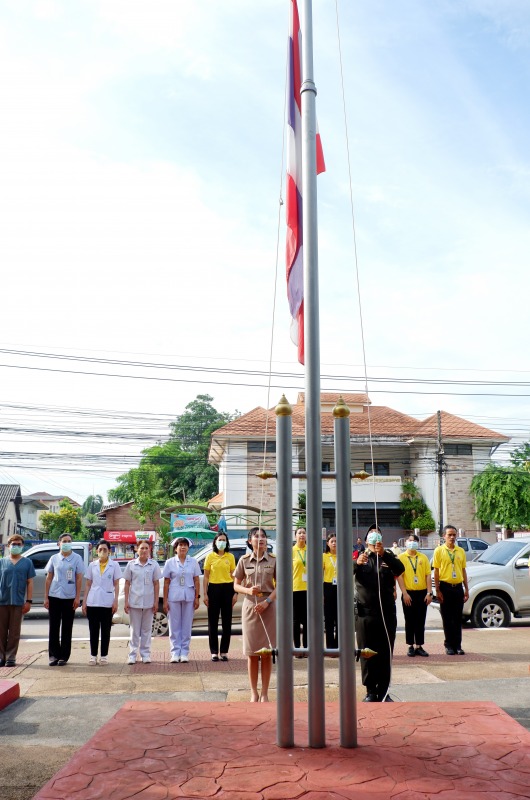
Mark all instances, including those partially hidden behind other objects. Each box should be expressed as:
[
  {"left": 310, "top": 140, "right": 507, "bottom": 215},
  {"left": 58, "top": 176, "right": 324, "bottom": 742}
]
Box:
[{"left": 234, "top": 527, "right": 276, "bottom": 702}]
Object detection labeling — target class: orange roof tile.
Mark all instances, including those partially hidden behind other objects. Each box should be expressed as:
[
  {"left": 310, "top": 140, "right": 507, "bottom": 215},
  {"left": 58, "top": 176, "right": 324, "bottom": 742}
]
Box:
[{"left": 412, "top": 411, "right": 508, "bottom": 442}]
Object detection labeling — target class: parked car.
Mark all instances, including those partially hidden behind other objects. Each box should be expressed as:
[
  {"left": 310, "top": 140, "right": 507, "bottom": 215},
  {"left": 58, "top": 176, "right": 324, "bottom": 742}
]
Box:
[
  {"left": 22, "top": 541, "right": 93, "bottom": 604},
  {"left": 113, "top": 538, "right": 275, "bottom": 637},
  {"left": 454, "top": 537, "right": 491, "bottom": 561},
  {"left": 431, "top": 538, "right": 530, "bottom": 627}
]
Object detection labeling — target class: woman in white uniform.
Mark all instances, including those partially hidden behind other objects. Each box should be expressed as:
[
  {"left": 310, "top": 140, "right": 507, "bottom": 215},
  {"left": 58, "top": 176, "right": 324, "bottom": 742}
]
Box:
[
  {"left": 124, "top": 541, "right": 162, "bottom": 665},
  {"left": 82, "top": 540, "right": 121, "bottom": 665},
  {"left": 162, "top": 538, "right": 200, "bottom": 663}
]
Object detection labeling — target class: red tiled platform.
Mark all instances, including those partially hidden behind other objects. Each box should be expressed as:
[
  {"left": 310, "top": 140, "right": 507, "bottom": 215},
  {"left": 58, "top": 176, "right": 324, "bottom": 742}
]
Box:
[
  {"left": 34, "top": 701, "right": 530, "bottom": 800},
  {"left": 0, "top": 679, "right": 19, "bottom": 710}
]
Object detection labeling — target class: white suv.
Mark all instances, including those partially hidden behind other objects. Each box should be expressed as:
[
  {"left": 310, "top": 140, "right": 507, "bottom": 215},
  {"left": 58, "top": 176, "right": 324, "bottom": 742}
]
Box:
[
  {"left": 113, "top": 538, "right": 274, "bottom": 636},
  {"left": 432, "top": 538, "right": 530, "bottom": 627}
]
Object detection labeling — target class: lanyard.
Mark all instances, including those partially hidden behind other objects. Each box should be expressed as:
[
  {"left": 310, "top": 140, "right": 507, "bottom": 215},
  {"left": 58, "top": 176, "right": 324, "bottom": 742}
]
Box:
[
  {"left": 297, "top": 549, "right": 306, "bottom": 567},
  {"left": 444, "top": 546, "right": 456, "bottom": 565},
  {"left": 407, "top": 556, "right": 418, "bottom": 575}
]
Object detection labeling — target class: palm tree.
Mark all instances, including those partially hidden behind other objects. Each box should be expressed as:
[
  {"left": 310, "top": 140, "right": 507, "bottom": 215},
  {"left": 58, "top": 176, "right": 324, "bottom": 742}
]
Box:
[{"left": 82, "top": 494, "right": 104, "bottom": 515}]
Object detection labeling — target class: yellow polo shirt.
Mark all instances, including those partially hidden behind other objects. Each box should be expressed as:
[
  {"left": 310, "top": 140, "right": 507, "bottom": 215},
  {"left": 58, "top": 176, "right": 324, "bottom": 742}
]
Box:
[
  {"left": 398, "top": 551, "right": 431, "bottom": 590},
  {"left": 322, "top": 553, "right": 337, "bottom": 584},
  {"left": 203, "top": 551, "right": 236, "bottom": 584},
  {"left": 432, "top": 544, "right": 466, "bottom": 583},
  {"left": 292, "top": 545, "right": 307, "bottom": 592}
]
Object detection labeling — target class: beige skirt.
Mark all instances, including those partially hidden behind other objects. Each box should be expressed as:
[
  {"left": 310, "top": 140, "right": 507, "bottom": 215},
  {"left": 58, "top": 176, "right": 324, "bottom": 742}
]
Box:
[{"left": 241, "top": 597, "right": 276, "bottom": 656}]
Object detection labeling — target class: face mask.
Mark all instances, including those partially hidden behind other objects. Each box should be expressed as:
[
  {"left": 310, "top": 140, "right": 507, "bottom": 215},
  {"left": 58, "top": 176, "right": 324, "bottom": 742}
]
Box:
[
  {"left": 10, "top": 545, "right": 23, "bottom": 555},
  {"left": 366, "top": 532, "right": 382, "bottom": 546},
  {"left": 406, "top": 541, "right": 417, "bottom": 551},
  {"left": 60, "top": 543, "right": 73, "bottom": 553},
  {"left": 217, "top": 540, "right": 227, "bottom": 551}
]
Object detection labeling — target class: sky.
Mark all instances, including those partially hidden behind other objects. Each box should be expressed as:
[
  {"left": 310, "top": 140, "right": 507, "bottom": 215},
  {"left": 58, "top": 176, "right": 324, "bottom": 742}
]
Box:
[{"left": 1, "top": 0, "right": 530, "bottom": 503}]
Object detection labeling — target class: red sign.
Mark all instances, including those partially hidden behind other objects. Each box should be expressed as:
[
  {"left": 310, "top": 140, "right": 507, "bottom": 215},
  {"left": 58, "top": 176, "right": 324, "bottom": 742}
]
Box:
[{"left": 104, "top": 531, "right": 155, "bottom": 543}]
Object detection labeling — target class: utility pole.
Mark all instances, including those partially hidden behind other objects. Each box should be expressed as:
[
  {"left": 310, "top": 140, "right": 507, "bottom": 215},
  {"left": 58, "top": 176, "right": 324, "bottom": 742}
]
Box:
[{"left": 437, "top": 410, "right": 444, "bottom": 536}]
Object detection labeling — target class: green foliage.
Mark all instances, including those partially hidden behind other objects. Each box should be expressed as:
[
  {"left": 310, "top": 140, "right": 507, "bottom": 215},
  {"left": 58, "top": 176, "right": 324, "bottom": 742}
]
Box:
[
  {"left": 400, "top": 481, "right": 436, "bottom": 530},
  {"left": 82, "top": 495, "right": 103, "bottom": 515},
  {"left": 470, "top": 464, "right": 530, "bottom": 530},
  {"left": 108, "top": 394, "right": 237, "bottom": 515},
  {"left": 510, "top": 441, "right": 530, "bottom": 471},
  {"left": 40, "top": 500, "right": 83, "bottom": 538}
]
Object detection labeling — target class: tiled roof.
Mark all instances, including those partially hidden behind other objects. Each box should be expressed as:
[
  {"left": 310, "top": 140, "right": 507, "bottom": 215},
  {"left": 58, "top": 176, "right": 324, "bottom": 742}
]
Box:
[
  {"left": 0, "top": 484, "right": 22, "bottom": 521},
  {"left": 412, "top": 411, "right": 508, "bottom": 442},
  {"left": 298, "top": 392, "right": 369, "bottom": 405},
  {"left": 210, "top": 396, "right": 507, "bottom": 443},
  {"left": 27, "top": 492, "right": 81, "bottom": 507},
  {"left": 208, "top": 492, "right": 224, "bottom": 506}
]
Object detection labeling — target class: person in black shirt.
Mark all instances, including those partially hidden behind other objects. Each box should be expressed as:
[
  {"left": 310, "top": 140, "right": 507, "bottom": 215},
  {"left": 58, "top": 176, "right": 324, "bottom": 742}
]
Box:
[{"left": 354, "top": 525, "right": 405, "bottom": 702}]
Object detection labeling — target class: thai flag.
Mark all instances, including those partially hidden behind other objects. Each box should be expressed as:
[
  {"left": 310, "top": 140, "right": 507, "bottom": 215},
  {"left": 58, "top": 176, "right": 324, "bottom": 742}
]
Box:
[{"left": 286, "top": 0, "right": 325, "bottom": 365}]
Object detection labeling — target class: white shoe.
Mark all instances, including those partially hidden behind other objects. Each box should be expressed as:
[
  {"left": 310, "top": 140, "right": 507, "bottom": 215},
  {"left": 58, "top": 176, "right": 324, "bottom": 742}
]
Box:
[
  {"left": 89, "top": 656, "right": 97, "bottom": 666},
  {"left": 180, "top": 655, "right": 189, "bottom": 663},
  {"left": 142, "top": 657, "right": 151, "bottom": 664},
  {"left": 170, "top": 655, "right": 180, "bottom": 663},
  {"left": 99, "top": 656, "right": 109, "bottom": 666},
  {"left": 127, "top": 656, "right": 137, "bottom": 665}
]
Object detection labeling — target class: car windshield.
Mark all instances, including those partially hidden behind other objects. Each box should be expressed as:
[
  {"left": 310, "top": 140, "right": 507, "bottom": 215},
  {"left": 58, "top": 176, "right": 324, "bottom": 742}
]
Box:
[{"left": 474, "top": 540, "right": 528, "bottom": 566}]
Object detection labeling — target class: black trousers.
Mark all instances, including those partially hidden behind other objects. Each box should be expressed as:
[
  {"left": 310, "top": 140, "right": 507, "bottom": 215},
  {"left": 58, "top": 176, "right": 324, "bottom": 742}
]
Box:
[
  {"left": 86, "top": 606, "right": 113, "bottom": 657},
  {"left": 439, "top": 581, "right": 464, "bottom": 651},
  {"left": 293, "top": 590, "right": 307, "bottom": 648},
  {"left": 355, "top": 606, "right": 397, "bottom": 700},
  {"left": 401, "top": 588, "right": 428, "bottom": 646},
  {"left": 48, "top": 596, "right": 76, "bottom": 662},
  {"left": 207, "top": 583, "right": 234, "bottom": 655},
  {"left": 323, "top": 583, "right": 338, "bottom": 649}
]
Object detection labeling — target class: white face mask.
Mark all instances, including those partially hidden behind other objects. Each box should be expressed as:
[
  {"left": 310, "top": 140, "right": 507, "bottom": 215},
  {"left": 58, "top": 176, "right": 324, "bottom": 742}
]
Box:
[
  {"left": 367, "top": 532, "right": 382, "bottom": 546},
  {"left": 406, "top": 541, "right": 417, "bottom": 552},
  {"left": 217, "top": 540, "right": 227, "bottom": 551}
]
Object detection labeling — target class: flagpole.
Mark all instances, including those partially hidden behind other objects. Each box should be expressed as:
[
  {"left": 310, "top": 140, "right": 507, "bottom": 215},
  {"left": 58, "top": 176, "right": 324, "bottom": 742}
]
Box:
[{"left": 300, "top": 0, "right": 325, "bottom": 748}]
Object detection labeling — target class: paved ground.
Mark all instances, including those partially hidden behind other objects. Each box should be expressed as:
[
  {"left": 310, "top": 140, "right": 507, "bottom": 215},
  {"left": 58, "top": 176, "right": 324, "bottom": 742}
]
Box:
[{"left": 0, "top": 625, "right": 529, "bottom": 799}]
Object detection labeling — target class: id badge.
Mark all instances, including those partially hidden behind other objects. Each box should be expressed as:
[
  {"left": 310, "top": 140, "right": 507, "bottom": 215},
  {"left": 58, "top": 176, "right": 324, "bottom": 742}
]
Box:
[
  {"left": 145, "top": 573, "right": 151, "bottom": 586},
  {"left": 302, "top": 573, "right": 307, "bottom": 583},
  {"left": 452, "top": 570, "right": 457, "bottom": 580},
  {"left": 413, "top": 576, "right": 418, "bottom": 585},
  {"left": 332, "top": 577, "right": 337, "bottom": 586},
  {"left": 179, "top": 575, "right": 186, "bottom": 587},
  {"left": 66, "top": 568, "right": 74, "bottom": 584}
]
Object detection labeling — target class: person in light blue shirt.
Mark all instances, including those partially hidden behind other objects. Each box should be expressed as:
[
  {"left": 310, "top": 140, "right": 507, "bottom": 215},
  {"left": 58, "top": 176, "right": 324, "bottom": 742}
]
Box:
[
  {"left": 0, "top": 534, "right": 36, "bottom": 667},
  {"left": 44, "top": 533, "right": 85, "bottom": 667},
  {"left": 123, "top": 541, "right": 162, "bottom": 665},
  {"left": 162, "top": 538, "right": 200, "bottom": 663}
]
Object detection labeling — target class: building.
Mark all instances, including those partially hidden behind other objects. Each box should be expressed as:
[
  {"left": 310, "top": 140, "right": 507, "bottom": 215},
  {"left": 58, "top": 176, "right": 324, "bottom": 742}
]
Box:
[
  {"left": 20, "top": 497, "right": 49, "bottom": 534},
  {"left": 25, "top": 492, "right": 81, "bottom": 513},
  {"left": 208, "top": 393, "right": 508, "bottom": 537},
  {"left": 0, "top": 485, "right": 22, "bottom": 544}
]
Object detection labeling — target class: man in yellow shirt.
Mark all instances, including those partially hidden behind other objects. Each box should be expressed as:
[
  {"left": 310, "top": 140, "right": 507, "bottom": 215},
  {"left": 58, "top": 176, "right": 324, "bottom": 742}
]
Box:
[
  {"left": 399, "top": 535, "right": 432, "bottom": 657},
  {"left": 433, "top": 525, "right": 469, "bottom": 656}
]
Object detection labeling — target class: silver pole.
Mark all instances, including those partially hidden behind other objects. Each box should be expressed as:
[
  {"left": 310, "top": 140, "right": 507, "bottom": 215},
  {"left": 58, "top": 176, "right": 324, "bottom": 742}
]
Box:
[
  {"left": 275, "top": 396, "right": 294, "bottom": 748},
  {"left": 301, "top": 0, "right": 325, "bottom": 748},
  {"left": 334, "top": 398, "right": 357, "bottom": 747}
]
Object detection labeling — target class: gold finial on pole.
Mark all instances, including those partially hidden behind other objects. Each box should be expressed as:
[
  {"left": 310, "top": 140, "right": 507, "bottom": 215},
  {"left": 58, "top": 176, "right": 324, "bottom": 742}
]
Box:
[
  {"left": 333, "top": 395, "right": 350, "bottom": 418},
  {"left": 257, "top": 471, "right": 275, "bottom": 480},
  {"left": 275, "top": 395, "right": 292, "bottom": 417},
  {"left": 352, "top": 469, "right": 370, "bottom": 481}
]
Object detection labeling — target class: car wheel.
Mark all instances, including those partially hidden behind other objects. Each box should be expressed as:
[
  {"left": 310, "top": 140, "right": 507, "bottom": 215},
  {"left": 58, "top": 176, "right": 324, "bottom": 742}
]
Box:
[
  {"left": 471, "top": 595, "right": 511, "bottom": 628},
  {"left": 152, "top": 607, "right": 169, "bottom": 637}
]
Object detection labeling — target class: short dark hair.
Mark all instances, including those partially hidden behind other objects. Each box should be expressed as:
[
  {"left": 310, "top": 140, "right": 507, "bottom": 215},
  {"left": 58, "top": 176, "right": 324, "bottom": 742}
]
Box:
[
  {"left": 212, "top": 533, "right": 230, "bottom": 554},
  {"left": 443, "top": 525, "right": 458, "bottom": 535},
  {"left": 408, "top": 534, "right": 420, "bottom": 542},
  {"left": 58, "top": 533, "right": 73, "bottom": 542},
  {"left": 325, "top": 532, "right": 336, "bottom": 553},
  {"left": 247, "top": 527, "right": 267, "bottom": 549},
  {"left": 7, "top": 534, "right": 24, "bottom": 546},
  {"left": 96, "top": 539, "right": 110, "bottom": 550}
]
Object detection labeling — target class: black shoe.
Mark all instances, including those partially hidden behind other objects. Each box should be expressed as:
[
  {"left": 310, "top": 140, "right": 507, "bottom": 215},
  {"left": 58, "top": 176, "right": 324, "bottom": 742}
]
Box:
[
  {"left": 49, "top": 659, "right": 59, "bottom": 667},
  {"left": 415, "top": 647, "right": 429, "bottom": 657},
  {"left": 0, "top": 660, "right": 5, "bottom": 668},
  {"left": 456, "top": 649, "right": 465, "bottom": 656},
  {"left": 407, "top": 646, "right": 415, "bottom": 657},
  {"left": 445, "top": 648, "right": 455, "bottom": 656},
  {"left": 5, "top": 660, "right": 16, "bottom": 667},
  {"left": 57, "top": 660, "right": 68, "bottom": 666},
  {"left": 220, "top": 655, "right": 228, "bottom": 662},
  {"left": 211, "top": 655, "right": 219, "bottom": 662},
  {"left": 381, "top": 695, "right": 394, "bottom": 702},
  {"left": 363, "top": 693, "right": 378, "bottom": 702}
]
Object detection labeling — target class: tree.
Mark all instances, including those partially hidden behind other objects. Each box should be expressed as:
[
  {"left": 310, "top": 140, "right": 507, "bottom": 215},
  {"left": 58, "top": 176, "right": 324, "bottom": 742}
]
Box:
[
  {"left": 109, "top": 464, "right": 172, "bottom": 525},
  {"left": 82, "top": 495, "right": 104, "bottom": 515},
  {"left": 400, "top": 481, "right": 436, "bottom": 531},
  {"left": 470, "top": 464, "right": 530, "bottom": 531},
  {"left": 40, "top": 500, "right": 83, "bottom": 538}
]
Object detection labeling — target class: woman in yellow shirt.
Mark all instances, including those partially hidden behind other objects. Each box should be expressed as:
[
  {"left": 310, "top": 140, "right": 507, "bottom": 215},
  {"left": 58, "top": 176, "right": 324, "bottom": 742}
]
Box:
[
  {"left": 292, "top": 527, "right": 307, "bottom": 655},
  {"left": 322, "top": 533, "right": 338, "bottom": 650},
  {"left": 203, "top": 533, "right": 237, "bottom": 661}
]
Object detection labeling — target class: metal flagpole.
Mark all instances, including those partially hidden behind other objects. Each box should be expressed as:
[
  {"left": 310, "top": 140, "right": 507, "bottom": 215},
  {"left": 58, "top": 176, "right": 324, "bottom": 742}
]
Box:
[
  {"left": 300, "top": 0, "right": 325, "bottom": 748},
  {"left": 275, "top": 396, "right": 294, "bottom": 747}
]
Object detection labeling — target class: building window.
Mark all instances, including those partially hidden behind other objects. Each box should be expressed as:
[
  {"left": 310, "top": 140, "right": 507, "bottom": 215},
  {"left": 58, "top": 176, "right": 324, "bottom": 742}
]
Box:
[
  {"left": 322, "top": 462, "right": 331, "bottom": 472},
  {"left": 444, "top": 444, "right": 472, "bottom": 456},
  {"left": 364, "top": 462, "right": 390, "bottom": 476},
  {"left": 248, "top": 441, "right": 276, "bottom": 453}
]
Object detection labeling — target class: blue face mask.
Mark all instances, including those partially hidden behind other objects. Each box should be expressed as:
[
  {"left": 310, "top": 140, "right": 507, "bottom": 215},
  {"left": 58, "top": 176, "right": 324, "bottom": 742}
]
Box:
[
  {"left": 10, "top": 545, "right": 23, "bottom": 555},
  {"left": 216, "top": 540, "right": 227, "bottom": 551},
  {"left": 406, "top": 541, "right": 417, "bottom": 551},
  {"left": 60, "top": 543, "right": 73, "bottom": 553},
  {"left": 366, "top": 532, "right": 382, "bottom": 546}
]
